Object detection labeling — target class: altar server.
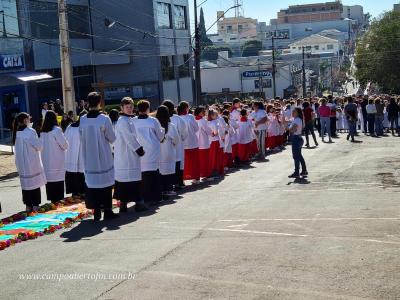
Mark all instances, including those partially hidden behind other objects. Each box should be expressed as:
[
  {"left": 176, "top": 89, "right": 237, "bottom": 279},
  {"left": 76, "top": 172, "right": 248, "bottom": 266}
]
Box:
[
  {"left": 208, "top": 109, "right": 224, "bottom": 177},
  {"left": 156, "top": 105, "right": 180, "bottom": 196},
  {"left": 134, "top": 100, "right": 165, "bottom": 206},
  {"left": 80, "top": 92, "right": 117, "bottom": 221},
  {"left": 14, "top": 112, "right": 47, "bottom": 212},
  {"left": 251, "top": 101, "right": 268, "bottom": 158},
  {"left": 65, "top": 110, "right": 86, "bottom": 199},
  {"left": 178, "top": 101, "right": 200, "bottom": 183},
  {"left": 195, "top": 106, "right": 213, "bottom": 179},
  {"left": 113, "top": 97, "right": 146, "bottom": 213},
  {"left": 162, "top": 100, "right": 188, "bottom": 190},
  {"left": 237, "top": 109, "right": 254, "bottom": 163},
  {"left": 230, "top": 99, "right": 241, "bottom": 162},
  {"left": 40, "top": 110, "right": 69, "bottom": 204}
]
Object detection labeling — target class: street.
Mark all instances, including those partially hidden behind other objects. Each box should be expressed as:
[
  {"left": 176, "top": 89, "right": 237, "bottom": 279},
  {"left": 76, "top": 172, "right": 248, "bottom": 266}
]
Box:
[{"left": 1, "top": 133, "right": 400, "bottom": 300}]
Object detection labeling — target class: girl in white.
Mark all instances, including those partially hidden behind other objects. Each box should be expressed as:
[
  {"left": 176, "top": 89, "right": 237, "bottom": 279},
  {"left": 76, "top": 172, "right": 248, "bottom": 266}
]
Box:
[
  {"left": 80, "top": 92, "right": 117, "bottom": 221},
  {"left": 14, "top": 112, "right": 47, "bottom": 212},
  {"left": 178, "top": 101, "right": 200, "bottom": 183},
  {"left": 156, "top": 105, "right": 180, "bottom": 196},
  {"left": 113, "top": 97, "right": 146, "bottom": 213},
  {"left": 40, "top": 110, "right": 68, "bottom": 204},
  {"left": 195, "top": 106, "right": 213, "bottom": 179},
  {"left": 65, "top": 110, "right": 86, "bottom": 200},
  {"left": 162, "top": 100, "right": 188, "bottom": 190},
  {"left": 237, "top": 109, "right": 254, "bottom": 163},
  {"left": 288, "top": 108, "right": 308, "bottom": 179},
  {"left": 133, "top": 100, "right": 165, "bottom": 206}
]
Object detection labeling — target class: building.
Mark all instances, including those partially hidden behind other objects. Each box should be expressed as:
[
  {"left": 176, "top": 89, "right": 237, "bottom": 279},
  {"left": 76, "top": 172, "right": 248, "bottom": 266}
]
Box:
[
  {"left": 0, "top": 0, "right": 193, "bottom": 128},
  {"left": 394, "top": 3, "right": 400, "bottom": 12},
  {"left": 276, "top": 1, "right": 343, "bottom": 25},
  {"left": 342, "top": 5, "right": 364, "bottom": 26},
  {"left": 216, "top": 11, "right": 258, "bottom": 36},
  {"left": 288, "top": 34, "right": 341, "bottom": 55}
]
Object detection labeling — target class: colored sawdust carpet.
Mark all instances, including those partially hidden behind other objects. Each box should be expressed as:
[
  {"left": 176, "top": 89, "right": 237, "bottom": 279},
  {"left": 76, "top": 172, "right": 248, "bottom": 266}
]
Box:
[{"left": 0, "top": 200, "right": 91, "bottom": 251}]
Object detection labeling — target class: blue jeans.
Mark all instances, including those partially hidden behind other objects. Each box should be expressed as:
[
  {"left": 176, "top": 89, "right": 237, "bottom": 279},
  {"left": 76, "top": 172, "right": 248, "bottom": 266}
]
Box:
[
  {"left": 320, "top": 117, "right": 331, "bottom": 139},
  {"left": 375, "top": 115, "right": 384, "bottom": 136},
  {"left": 348, "top": 119, "right": 357, "bottom": 139},
  {"left": 291, "top": 135, "right": 307, "bottom": 174}
]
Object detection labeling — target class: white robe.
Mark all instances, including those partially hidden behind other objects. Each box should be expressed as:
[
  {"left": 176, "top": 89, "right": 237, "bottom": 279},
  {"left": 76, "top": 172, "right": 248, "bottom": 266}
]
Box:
[
  {"left": 171, "top": 114, "right": 188, "bottom": 169},
  {"left": 133, "top": 116, "right": 165, "bottom": 172},
  {"left": 238, "top": 120, "right": 254, "bottom": 144},
  {"left": 181, "top": 114, "right": 199, "bottom": 149},
  {"left": 80, "top": 113, "right": 116, "bottom": 189},
  {"left": 114, "top": 115, "right": 142, "bottom": 182},
  {"left": 159, "top": 123, "right": 179, "bottom": 175},
  {"left": 40, "top": 126, "right": 68, "bottom": 182},
  {"left": 15, "top": 127, "right": 47, "bottom": 190},
  {"left": 197, "top": 117, "right": 212, "bottom": 149},
  {"left": 64, "top": 125, "right": 84, "bottom": 173}
]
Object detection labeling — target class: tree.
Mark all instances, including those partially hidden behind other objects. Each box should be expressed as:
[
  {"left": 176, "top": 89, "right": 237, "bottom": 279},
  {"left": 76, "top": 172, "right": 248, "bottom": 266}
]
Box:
[
  {"left": 199, "top": 8, "right": 213, "bottom": 47},
  {"left": 241, "top": 40, "right": 263, "bottom": 57},
  {"left": 201, "top": 46, "right": 233, "bottom": 61},
  {"left": 355, "top": 11, "right": 400, "bottom": 93}
]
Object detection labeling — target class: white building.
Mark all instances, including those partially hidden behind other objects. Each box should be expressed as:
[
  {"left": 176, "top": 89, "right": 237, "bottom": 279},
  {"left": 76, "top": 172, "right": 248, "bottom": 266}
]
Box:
[{"left": 288, "top": 34, "right": 341, "bottom": 55}]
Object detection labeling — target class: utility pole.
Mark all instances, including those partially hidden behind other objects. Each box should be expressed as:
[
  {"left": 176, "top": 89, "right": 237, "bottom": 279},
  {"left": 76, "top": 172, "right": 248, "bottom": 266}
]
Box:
[
  {"left": 271, "top": 36, "right": 277, "bottom": 98},
  {"left": 58, "top": 0, "right": 76, "bottom": 116},
  {"left": 0, "top": 10, "right": 7, "bottom": 37},
  {"left": 302, "top": 47, "right": 306, "bottom": 98},
  {"left": 194, "top": 0, "right": 202, "bottom": 106}
]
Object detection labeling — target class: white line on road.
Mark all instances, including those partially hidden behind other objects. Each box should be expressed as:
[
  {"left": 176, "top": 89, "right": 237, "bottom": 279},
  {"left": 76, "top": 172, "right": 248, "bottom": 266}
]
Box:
[
  {"left": 218, "top": 217, "right": 400, "bottom": 222},
  {"left": 207, "top": 228, "right": 309, "bottom": 237}
]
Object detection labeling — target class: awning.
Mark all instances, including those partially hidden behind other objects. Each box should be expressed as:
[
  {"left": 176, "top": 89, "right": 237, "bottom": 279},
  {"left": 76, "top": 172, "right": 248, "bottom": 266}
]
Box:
[{"left": 6, "top": 71, "right": 52, "bottom": 82}]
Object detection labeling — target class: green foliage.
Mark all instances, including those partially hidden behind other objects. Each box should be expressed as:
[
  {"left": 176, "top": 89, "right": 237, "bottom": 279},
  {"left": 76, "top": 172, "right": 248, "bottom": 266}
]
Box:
[
  {"left": 199, "top": 8, "right": 213, "bottom": 47},
  {"left": 201, "top": 46, "right": 233, "bottom": 61},
  {"left": 241, "top": 40, "right": 263, "bottom": 57},
  {"left": 355, "top": 11, "right": 400, "bottom": 93}
]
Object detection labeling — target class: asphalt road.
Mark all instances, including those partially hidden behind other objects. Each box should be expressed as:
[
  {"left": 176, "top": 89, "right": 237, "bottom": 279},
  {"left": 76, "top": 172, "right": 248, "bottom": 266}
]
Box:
[{"left": 1, "top": 133, "right": 400, "bottom": 300}]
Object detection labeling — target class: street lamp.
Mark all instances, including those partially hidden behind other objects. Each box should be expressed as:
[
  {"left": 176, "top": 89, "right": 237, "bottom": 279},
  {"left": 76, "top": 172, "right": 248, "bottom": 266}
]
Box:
[{"left": 0, "top": 10, "right": 7, "bottom": 38}]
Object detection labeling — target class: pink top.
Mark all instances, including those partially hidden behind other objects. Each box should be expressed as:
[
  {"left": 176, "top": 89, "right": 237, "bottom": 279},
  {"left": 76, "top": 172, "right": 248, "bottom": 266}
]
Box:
[{"left": 319, "top": 105, "right": 331, "bottom": 118}]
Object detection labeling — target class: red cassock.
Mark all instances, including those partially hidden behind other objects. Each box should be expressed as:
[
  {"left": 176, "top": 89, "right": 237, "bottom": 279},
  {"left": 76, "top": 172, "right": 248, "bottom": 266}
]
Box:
[
  {"left": 183, "top": 148, "right": 200, "bottom": 181},
  {"left": 267, "top": 135, "right": 279, "bottom": 149},
  {"left": 250, "top": 139, "right": 258, "bottom": 156},
  {"left": 232, "top": 143, "right": 239, "bottom": 159},
  {"left": 224, "top": 153, "right": 234, "bottom": 168},
  {"left": 209, "top": 141, "right": 224, "bottom": 176},
  {"left": 237, "top": 143, "right": 251, "bottom": 162},
  {"left": 199, "top": 148, "right": 211, "bottom": 178}
]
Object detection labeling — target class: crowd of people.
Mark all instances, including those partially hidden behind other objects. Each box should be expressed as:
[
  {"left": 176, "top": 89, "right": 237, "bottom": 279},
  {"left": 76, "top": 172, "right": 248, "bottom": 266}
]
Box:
[{"left": 11, "top": 92, "right": 400, "bottom": 221}]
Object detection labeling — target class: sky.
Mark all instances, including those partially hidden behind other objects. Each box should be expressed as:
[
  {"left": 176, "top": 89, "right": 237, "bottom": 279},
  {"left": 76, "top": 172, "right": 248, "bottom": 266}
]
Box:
[{"left": 189, "top": 0, "right": 399, "bottom": 33}]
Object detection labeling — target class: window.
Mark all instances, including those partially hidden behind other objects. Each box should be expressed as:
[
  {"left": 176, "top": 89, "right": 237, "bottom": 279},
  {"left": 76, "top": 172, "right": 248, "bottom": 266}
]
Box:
[
  {"left": 238, "top": 24, "right": 243, "bottom": 32},
  {"left": 314, "top": 45, "right": 319, "bottom": 50},
  {"left": 227, "top": 25, "right": 233, "bottom": 33},
  {"left": 327, "top": 44, "right": 334, "bottom": 50},
  {"left": 178, "top": 54, "right": 190, "bottom": 78},
  {"left": 173, "top": 5, "right": 187, "bottom": 30},
  {"left": 306, "top": 46, "right": 312, "bottom": 51},
  {"left": 30, "top": 1, "right": 90, "bottom": 39},
  {"left": 157, "top": 2, "right": 172, "bottom": 29},
  {"left": 161, "top": 56, "right": 175, "bottom": 80},
  {"left": 0, "top": 0, "right": 19, "bottom": 36}
]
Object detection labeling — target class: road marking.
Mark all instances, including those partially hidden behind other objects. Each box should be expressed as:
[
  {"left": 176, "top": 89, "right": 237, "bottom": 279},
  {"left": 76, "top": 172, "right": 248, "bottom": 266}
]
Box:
[
  {"left": 207, "top": 228, "right": 309, "bottom": 237},
  {"left": 226, "top": 224, "right": 248, "bottom": 229},
  {"left": 218, "top": 217, "right": 400, "bottom": 222}
]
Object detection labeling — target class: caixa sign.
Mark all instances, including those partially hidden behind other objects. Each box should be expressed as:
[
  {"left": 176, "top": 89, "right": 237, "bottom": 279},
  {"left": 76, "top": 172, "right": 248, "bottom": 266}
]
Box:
[
  {"left": 0, "top": 54, "right": 24, "bottom": 70},
  {"left": 242, "top": 70, "right": 272, "bottom": 78}
]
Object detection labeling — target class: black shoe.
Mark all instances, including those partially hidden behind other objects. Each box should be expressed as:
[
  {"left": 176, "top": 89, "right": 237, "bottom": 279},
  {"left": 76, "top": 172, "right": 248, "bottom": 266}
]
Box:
[
  {"left": 288, "top": 173, "right": 300, "bottom": 179},
  {"left": 300, "top": 171, "right": 309, "bottom": 177},
  {"left": 103, "top": 210, "right": 119, "bottom": 220},
  {"left": 93, "top": 209, "right": 101, "bottom": 221},
  {"left": 119, "top": 203, "right": 128, "bottom": 213},
  {"left": 304, "top": 144, "right": 310, "bottom": 148},
  {"left": 135, "top": 202, "right": 149, "bottom": 212},
  {"left": 346, "top": 135, "right": 350, "bottom": 140}
]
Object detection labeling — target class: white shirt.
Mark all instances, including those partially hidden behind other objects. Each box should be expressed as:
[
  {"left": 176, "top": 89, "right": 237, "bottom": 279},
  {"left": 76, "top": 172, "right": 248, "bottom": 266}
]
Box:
[
  {"left": 80, "top": 113, "right": 116, "bottom": 189},
  {"left": 196, "top": 117, "right": 212, "bottom": 149},
  {"left": 40, "top": 126, "right": 68, "bottom": 182},
  {"left": 133, "top": 116, "right": 165, "bottom": 172},
  {"left": 250, "top": 109, "right": 268, "bottom": 131},
  {"left": 64, "top": 124, "right": 84, "bottom": 173},
  {"left": 366, "top": 104, "right": 377, "bottom": 114},
  {"left": 224, "top": 125, "right": 235, "bottom": 154},
  {"left": 171, "top": 114, "right": 188, "bottom": 165},
  {"left": 159, "top": 123, "right": 179, "bottom": 175},
  {"left": 181, "top": 114, "right": 199, "bottom": 149},
  {"left": 114, "top": 115, "right": 142, "bottom": 182},
  {"left": 238, "top": 119, "right": 254, "bottom": 144},
  {"left": 290, "top": 117, "right": 303, "bottom": 135},
  {"left": 208, "top": 119, "right": 220, "bottom": 143},
  {"left": 15, "top": 127, "right": 47, "bottom": 190}
]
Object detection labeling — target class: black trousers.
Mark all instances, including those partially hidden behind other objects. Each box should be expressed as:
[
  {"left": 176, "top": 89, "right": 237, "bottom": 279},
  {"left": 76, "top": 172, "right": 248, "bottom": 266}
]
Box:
[
  {"left": 330, "top": 117, "right": 337, "bottom": 136},
  {"left": 367, "top": 114, "right": 375, "bottom": 135},
  {"left": 141, "top": 170, "right": 162, "bottom": 206},
  {"left": 45, "top": 181, "right": 65, "bottom": 203},
  {"left": 22, "top": 188, "right": 42, "bottom": 207},
  {"left": 175, "top": 161, "right": 184, "bottom": 186},
  {"left": 304, "top": 120, "right": 317, "bottom": 145},
  {"left": 85, "top": 186, "right": 113, "bottom": 210}
]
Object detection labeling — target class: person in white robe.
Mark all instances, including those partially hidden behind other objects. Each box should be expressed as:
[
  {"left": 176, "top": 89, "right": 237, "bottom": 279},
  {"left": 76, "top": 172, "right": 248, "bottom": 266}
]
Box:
[
  {"left": 64, "top": 110, "right": 86, "bottom": 199},
  {"left": 79, "top": 92, "right": 117, "bottom": 221},
  {"left": 133, "top": 100, "right": 165, "bottom": 206},
  {"left": 113, "top": 97, "right": 146, "bottom": 213},
  {"left": 14, "top": 113, "right": 47, "bottom": 212},
  {"left": 40, "top": 110, "right": 68, "bottom": 204}
]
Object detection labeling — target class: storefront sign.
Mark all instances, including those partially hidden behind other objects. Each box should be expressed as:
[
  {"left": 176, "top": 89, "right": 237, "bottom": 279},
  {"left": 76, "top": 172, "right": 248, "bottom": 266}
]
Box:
[
  {"left": 0, "top": 54, "right": 24, "bottom": 70},
  {"left": 242, "top": 70, "right": 272, "bottom": 78}
]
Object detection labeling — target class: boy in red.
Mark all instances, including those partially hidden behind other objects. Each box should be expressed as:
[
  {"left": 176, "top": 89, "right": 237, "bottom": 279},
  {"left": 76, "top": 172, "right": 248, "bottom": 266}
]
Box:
[
  {"left": 208, "top": 109, "right": 224, "bottom": 177},
  {"left": 237, "top": 109, "right": 254, "bottom": 163},
  {"left": 194, "top": 106, "right": 213, "bottom": 179}
]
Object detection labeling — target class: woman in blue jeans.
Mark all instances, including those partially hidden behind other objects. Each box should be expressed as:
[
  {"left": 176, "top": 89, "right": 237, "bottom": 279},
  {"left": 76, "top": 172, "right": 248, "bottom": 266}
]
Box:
[{"left": 288, "top": 108, "right": 308, "bottom": 179}]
